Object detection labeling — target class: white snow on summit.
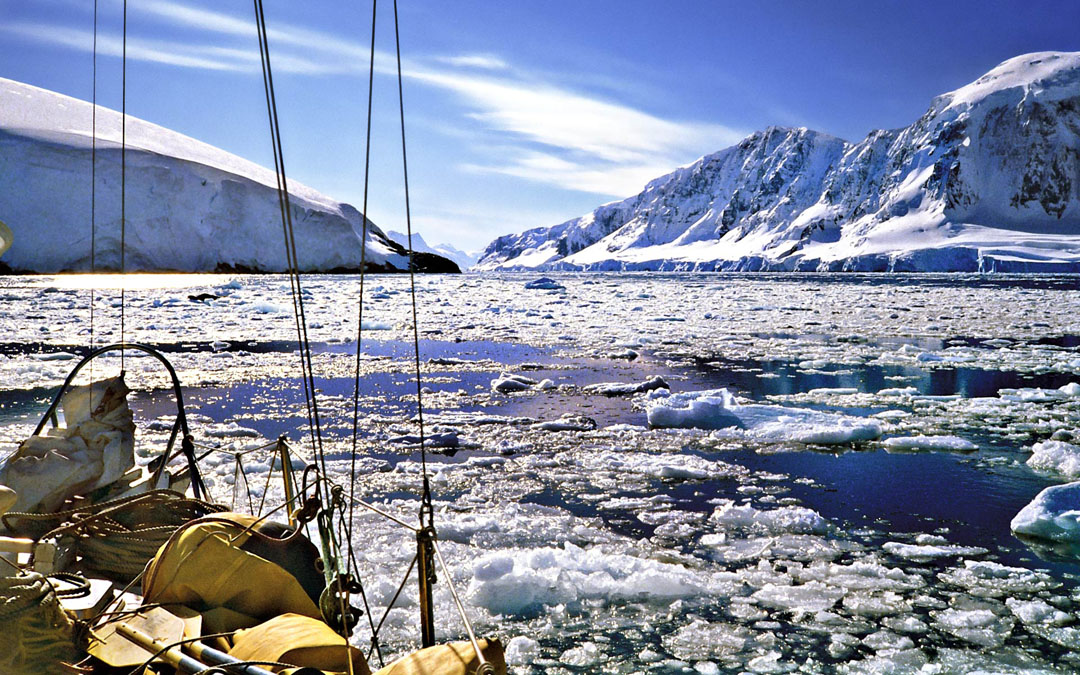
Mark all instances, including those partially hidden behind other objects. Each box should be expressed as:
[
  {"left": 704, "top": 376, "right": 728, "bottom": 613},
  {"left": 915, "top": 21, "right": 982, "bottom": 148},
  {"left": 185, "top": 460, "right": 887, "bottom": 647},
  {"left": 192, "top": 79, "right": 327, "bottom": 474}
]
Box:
[
  {"left": 0, "top": 77, "right": 451, "bottom": 273},
  {"left": 476, "top": 52, "right": 1080, "bottom": 273}
]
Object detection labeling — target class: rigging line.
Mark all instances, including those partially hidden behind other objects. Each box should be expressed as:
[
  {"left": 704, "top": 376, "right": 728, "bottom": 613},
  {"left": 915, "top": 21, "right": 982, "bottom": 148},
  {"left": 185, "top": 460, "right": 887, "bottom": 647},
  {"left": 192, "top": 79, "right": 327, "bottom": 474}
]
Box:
[
  {"left": 251, "top": 0, "right": 318, "bottom": 459},
  {"left": 253, "top": 0, "right": 328, "bottom": 483},
  {"left": 120, "top": 0, "right": 127, "bottom": 370},
  {"left": 348, "top": 0, "right": 378, "bottom": 574},
  {"left": 392, "top": 0, "right": 433, "bottom": 527},
  {"left": 90, "top": 0, "right": 97, "bottom": 383},
  {"left": 347, "top": 0, "right": 383, "bottom": 660},
  {"left": 252, "top": 1, "right": 326, "bottom": 489}
]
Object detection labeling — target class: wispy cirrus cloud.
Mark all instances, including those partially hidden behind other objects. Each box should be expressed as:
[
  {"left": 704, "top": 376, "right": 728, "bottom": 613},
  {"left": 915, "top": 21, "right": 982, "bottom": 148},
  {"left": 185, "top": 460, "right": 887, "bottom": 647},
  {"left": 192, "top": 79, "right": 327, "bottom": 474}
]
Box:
[
  {"left": 407, "top": 66, "right": 744, "bottom": 196},
  {"left": 4, "top": 0, "right": 747, "bottom": 199},
  {"left": 434, "top": 54, "right": 509, "bottom": 71}
]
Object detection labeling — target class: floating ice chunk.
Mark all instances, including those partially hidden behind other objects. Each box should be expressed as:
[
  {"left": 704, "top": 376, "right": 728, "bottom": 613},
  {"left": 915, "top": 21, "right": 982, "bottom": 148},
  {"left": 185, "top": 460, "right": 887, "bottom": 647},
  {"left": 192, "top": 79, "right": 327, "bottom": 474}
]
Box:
[
  {"left": 861, "top": 630, "right": 914, "bottom": 652},
  {"left": 837, "top": 648, "right": 929, "bottom": 674},
  {"left": 360, "top": 320, "right": 391, "bottom": 330},
  {"left": 647, "top": 388, "right": 881, "bottom": 444},
  {"left": 524, "top": 277, "right": 563, "bottom": 290},
  {"left": 252, "top": 302, "right": 285, "bottom": 314},
  {"left": 606, "top": 348, "right": 639, "bottom": 360},
  {"left": 876, "top": 386, "right": 917, "bottom": 397},
  {"left": 32, "top": 351, "right": 77, "bottom": 361},
  {"left": 938, "top": 560, "right": 1061, "bottom": 597},
  {"left": 793, "top": 560, "right": 924, "bottom": 593},
  {"left": 210, "top": 340, "right": 230, "bottom": 351},
  {"left": 559, "top": 642, "right": 601, "bottom": 667},
  {"left": 661, "top": 619, "right": 754, "bottom": 661},
  {"left": 388, "top": 431, "right": 459, "bottom": 448},
  {"left": 720, "top": 406, "right": 882, "bottom": 445},
  {"left": 931, "top": 607, "right": 1014, "bottom": 648},
  {"left": 1011, "top": 481, "right": 1080, "bottom": 543},
  {"left": 882, "top": 435, "right": 977, "bottom": 452},
  {"left": 710, "top": 500, "right": 830, "bottom": 535},
  {"left": 842, "top": 590, "right": 912, "bottom": 618},
  {"left": 747, "top": 651, "right": 796, "bottom": 673},
  {"left": 533, "top": 415, "right": 597, "bottom": 432},
  {"left": 998, "top": 385, "right": 1078, "bottom": 402},
  {"left": 882, "top": 541, "right": 988, "bottom": 561},
  {"left": 703, "top": 534, "right": 848, "bottom": 564},
  {"left": 575, "top": 451, "right": 745, "bottom": 481},
  {"left": 583, "top": 375, "right": 668, "bottom": 396},
  {"left": 1027, "top": 440, "right": 1080, "bottom": 478},
  {"left": 807, "top": 387, "right": 858, "bottom": 395},
  {"left": 645, "top": 388, "right": 740, "bottom": 429},
  {"left": 1005, "top": 597, "right": 1072, "bottom": 626},
  {"left": 204, "top": 421, "right": 261, "bottom": 438},
  {"left": 466, "top": 542, "right": 735, "bottom": 615},
  {"left": 751, "top": 581, "right": 845, "bottom": 612},
  {"left": 491, "top": 373, "right": 538, "bottom": 393}
]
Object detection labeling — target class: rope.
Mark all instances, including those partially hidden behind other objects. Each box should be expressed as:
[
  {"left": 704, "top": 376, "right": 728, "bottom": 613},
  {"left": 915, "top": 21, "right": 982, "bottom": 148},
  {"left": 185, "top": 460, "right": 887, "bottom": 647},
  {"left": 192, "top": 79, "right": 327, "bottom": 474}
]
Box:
[
  {"left": 431, "top": 538, "right": 488, "bottom": 669},
  {"left": 0, "top": 571, "right": 79, "bottom": 674},
  {"left": 120, "top": 0, "right": 127, "bottom": 370},
  {"left": 349, "top": 0, "right": 378, "bottom": 594},
  {"left": 347, "top": 0, "right": 383, "bottom": 664},
  {"left": 252, "top": 0, "right": 328, "bottom": 500},
  {"left": 392, "top": 0, "right": 433, "bottom": 529},
  {"left": 89, "top": 0, "right": 98, "bottom": 383},
  {"left": 367, "top": 553, "right": 417, "bottom": 661},
  {"left": 4, "top": 491, "right": 224, "bottom": 582}
]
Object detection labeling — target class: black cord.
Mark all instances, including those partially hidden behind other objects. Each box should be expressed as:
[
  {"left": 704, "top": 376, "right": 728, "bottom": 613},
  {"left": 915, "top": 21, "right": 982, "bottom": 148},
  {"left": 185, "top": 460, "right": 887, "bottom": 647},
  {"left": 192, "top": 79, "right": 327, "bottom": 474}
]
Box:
[
  {"left": 90, "top": 0, "right": 97, "bottom": 382},
  {"left": 347, "top": 0, "right": 384, "bottom": 665},
  {"left": 252, "top": 0, "right": 327, "bottom": 496},
  {"left": 120, "top": 0, "right": 127, "bottom": 370},
  {"left": 392, "top": 0, "right": 433, "bottom": 527}
]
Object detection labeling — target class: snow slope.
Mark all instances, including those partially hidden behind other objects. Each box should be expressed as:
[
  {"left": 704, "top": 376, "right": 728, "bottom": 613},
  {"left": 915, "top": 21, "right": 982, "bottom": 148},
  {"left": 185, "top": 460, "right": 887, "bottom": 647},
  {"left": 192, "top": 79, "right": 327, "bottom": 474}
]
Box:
[
  {"left": 476, "top": 52, "right": 1080, "bottom": 272},
  {"left": 386, "top": 230, "right": 480, "bottom": 270},
  {"left": 0, "top": 77, "right": 453, "bottom": 273}
]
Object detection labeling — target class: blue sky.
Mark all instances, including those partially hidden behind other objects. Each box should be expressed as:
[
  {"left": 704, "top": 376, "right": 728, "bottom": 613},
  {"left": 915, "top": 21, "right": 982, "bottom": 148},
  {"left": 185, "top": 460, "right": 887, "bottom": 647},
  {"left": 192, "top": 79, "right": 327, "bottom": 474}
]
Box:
[{"left": 1, "top": 0, "right": 1078, "bottom": 251}]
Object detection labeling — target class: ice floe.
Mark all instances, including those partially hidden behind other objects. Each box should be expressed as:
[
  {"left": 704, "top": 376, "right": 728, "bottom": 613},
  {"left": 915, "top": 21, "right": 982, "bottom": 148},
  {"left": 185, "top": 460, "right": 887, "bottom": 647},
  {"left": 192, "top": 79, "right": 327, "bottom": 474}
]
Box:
[
  {"left": 1011, "top": 481, "right": 1080, "bottom": 543},
  {"left": 644, "top": 388, "right": 882, "bottom": 444},
  {"left": 882, "top": 435, "right": 977, "bottom": 452},
  {"left": 1027, "top": 440, "right": 1080, "bottom": 478}
]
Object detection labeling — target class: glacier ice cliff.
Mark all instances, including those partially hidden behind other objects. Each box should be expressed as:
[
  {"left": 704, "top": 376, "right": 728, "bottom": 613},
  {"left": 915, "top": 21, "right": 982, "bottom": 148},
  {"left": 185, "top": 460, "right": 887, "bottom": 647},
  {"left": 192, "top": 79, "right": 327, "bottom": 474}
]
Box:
[{"left": 0, "top": 78, "right": 456, "bottom": 273}]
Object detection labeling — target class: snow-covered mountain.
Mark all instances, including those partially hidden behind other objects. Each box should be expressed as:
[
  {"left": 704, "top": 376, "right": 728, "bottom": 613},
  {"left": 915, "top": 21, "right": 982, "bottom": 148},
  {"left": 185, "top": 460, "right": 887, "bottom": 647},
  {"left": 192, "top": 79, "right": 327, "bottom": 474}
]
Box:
[
  {"left": 476, "top": 52, "right": 1080, "bottom": 273},
  {"left": 0, "top": 77, "right": 456, "bottom": 273},
  {"left": 386, "top": 230, "right": 479, "bottom": 270}
]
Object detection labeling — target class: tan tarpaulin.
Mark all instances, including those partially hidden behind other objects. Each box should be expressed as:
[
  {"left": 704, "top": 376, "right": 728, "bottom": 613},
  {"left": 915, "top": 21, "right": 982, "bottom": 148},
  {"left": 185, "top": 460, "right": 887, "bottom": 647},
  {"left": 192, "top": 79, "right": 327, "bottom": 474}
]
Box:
[
  {"left": 229, "top": 613, "right": 370, "bottom": 675},
  {"left": 373, "top": 640, "right": 506, "bottom": 675},
  {"left": 142, "top": 514, "right": 321, "bottom": 633}
]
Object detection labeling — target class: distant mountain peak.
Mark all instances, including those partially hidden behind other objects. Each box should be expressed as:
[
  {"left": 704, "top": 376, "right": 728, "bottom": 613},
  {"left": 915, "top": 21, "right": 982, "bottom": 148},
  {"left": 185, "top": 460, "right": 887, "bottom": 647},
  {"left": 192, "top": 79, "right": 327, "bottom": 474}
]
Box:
[
  {"left": 939, "top": 51, "right": 1080, "bottom": 111},
  {"left": 476, "top": 51, "right": 1080, "bottom": 273}
]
